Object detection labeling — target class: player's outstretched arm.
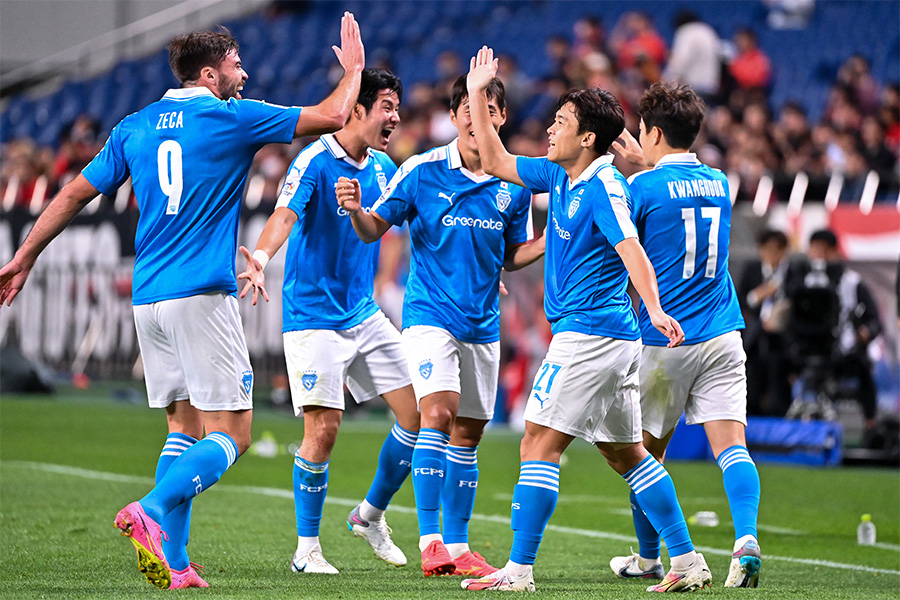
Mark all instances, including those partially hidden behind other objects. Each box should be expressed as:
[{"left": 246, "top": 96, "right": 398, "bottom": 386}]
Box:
[
  {"left": 0, "top": 174, "right": 99, "bottom": 307},
  {"left": 504, "top": 228, "right": 546, "bottom": 271},
  {"left": 237, "top": 207, "right": 298, "bottom": 306},
  {"left": 293, "top": 11, "right": 365, "bottom": 137},
  {"left": 335, "top": 176, "right": 392, "bottom": 243},
  {"left": 467, "top": 46, "right": 525, "bottom": 187},
  {"left": 615, "top": 237, "right": 685, "bottom": 347}
]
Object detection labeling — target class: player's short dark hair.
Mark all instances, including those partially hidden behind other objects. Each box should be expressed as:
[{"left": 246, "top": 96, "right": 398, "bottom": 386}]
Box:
[
  {"left": 809, "top": 229, "right": 838, "bottom": 248},
  {"left": 638, "top": 82, "right": 705, "bottom": 149},
  {"left": 555, "top": 88, "right": 625, "bottom": 154},
  {"left": 449, "top": 74, "right": 507, "bottom": 114},
  {"left": 757, "top": 229, "right": 788, "bottom": 248},
  {"left": 358, "top": 68, "right": 403, "bottom": 112},
  {"left": 167, "top": 28, "right": 239, "bottom": 84}
]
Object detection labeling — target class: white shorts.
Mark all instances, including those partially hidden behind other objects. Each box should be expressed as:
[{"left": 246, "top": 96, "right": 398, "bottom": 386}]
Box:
[
  {"left": 283, "top": 310, "right": 411, "bottom": 415},
  {"left": 402, "top": 325, "right": 499, "bottom": 421},
  {"left": 134, "top": 292, "right": 253, "bottom": 411},
  {"left": 524, "top": 332, "right": 642, "bottom": 444},
  {"left": 640, "top": 330, "right": 747, "bottom": 438}
]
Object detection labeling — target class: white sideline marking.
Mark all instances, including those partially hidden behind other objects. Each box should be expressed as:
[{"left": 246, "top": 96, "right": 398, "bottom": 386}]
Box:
[{"left": 7, "top": 461, "right": 900, "bottom": 576}]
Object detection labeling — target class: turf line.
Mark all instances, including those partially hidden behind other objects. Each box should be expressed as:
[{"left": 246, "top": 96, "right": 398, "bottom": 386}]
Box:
[{"left": 7, "top": 460, "right": 900, "bottom": 576}]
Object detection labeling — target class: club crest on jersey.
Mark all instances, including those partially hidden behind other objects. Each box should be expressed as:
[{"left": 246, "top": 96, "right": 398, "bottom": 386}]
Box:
[
  {"left": 241, "top": 370, "right": 253, "bottom": 395},
  {"left": 418, "top": 360, "right": 433, "bottom": 380},
  {"left": 496, "top": 181, "right": 512, "bottom": 212},
  {"left": 568, "top": 198, "right": 580, "bottom": 218},
  {"left": 377, "top": 172, "right": 388, "bottom": 193},
  {"left": 301, "top": 371, "right": 318, "bottom": 391}
]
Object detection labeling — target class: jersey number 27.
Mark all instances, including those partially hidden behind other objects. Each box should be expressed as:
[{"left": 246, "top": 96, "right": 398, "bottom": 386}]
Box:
[
  {"left": 158, "top": 140, "right": 183, "bottom": 215},
  {"left": 681, "top": 207, "right": 720, "bottom": 279}
]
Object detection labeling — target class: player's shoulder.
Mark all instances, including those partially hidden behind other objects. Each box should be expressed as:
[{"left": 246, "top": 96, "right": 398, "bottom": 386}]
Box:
[
  {"left": 591, "top": 160, "right": 629, "bottom": 198},
  {"left": 626, "top": 168, "right": 657, "bottom": 186},
  {"left": 405, "top": 144, "right": 449, "bottom": 170},
  {"left": 369, "top": 149, "right": 398, "bottom": 169},
  {"left": 288, "top": 138, "right": 330, "bottom": 175}
]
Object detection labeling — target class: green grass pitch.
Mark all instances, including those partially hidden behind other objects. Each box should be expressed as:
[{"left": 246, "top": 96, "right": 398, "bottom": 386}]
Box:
[{"left": 1, "top": 383, "right": 898, "bottom": 599}]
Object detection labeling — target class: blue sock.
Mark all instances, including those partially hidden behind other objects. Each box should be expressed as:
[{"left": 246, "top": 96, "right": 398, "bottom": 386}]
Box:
[
  {"left": 140, "top": 431, "right": 238, "bottom": 524},
  {"left": 630, "top": 489, "right": 661, "bottom": 559},
  {"left": 509, "top": 461, "right": 559, "bottom": 565},
  {"left": 293, "top": 453, "right": 329, "bottom": 537},
  {"left": 411, "top": 428, "right": 449, "bottom": 537},
  {"left": 717, "top": 445, "right": 760, "bottom": 540},
  {"left": 364, "top": 424, "right": 416, "bottom": 510},
  {"left": 624, "top": 456, "right": 693, "bottom": 557},
  {"left": 155, "top": 433, "right": 197, "bottom": 571},
  {"left": 442, "top": 445, "right": 478, "bottom": 544}
]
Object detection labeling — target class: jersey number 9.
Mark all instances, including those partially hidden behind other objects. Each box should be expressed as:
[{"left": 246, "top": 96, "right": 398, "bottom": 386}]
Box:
[{"left": 158, "top": 140, "right": 183, "bottom": 215}]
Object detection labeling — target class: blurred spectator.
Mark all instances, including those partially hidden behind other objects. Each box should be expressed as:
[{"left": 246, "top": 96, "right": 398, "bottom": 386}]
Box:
[
  {"left": 739, "top": 229, "right": 793, "bottom": 416},
  {"left": 764, "top": 0, "right": 816, "bottom": 30},
  {"left": 571, "top": 16, "right": 606, "bottom": 59},
  {"left": 663, "top": 11, "right": 722, "bottom": 102},
  {"left": 728, "top": 28, "right": 772, "bottom": 93},
  {"left": 608, "top": 11, "right": 667, "bottom": 74},
  {"left": 837, "top": 54, "right": 882, "bottom": 116},
  {"left": 859, "top": 115, "right": 898, "bottom": 185},
  {"left": 771, "top": 101, "right": 813, "bottom": 174}
]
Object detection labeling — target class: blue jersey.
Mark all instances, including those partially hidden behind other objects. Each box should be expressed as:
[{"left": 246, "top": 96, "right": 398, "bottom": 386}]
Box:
[
  {"left": 629, "top": 153, "right": 744, "bottom": 346},
  {"left": 82, "top": 87, "right": 301, "bottom": 305},
  {"left": 516, "top": 154, "right": 639, "bottom": 339},
  {"left": 373, "top": 140, "right": 532, "bottom": 343},
  {"left": 276, "top": 133, "right": 397, "bottom": 332}
]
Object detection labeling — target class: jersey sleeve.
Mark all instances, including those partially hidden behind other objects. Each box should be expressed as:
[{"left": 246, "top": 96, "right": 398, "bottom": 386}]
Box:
[
  {"left": 504, "top": 187, "right": 532, "bottom": 245},
  {"left": 592, "top": 176, "right": 638, "bottom": 247},
  {"left": 234, "top": 99, "right": 302, "bottom": 145},
  {"left": 372, "top": 159, "right": 418, "bottom": 226},
  {"left": 81, "top": 125, "right": 130, "bottom": 196},
  {"left": 515, "top": 156, "right": 554, "bottom": 193},
  {"left": 274, "top": 149, "right": 320, "bottom": 216}
]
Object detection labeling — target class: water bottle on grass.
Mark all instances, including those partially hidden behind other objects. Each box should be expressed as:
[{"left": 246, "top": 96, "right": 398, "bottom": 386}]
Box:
[{"left": 857, "top": 514, "right": 876, "bottom": 545}]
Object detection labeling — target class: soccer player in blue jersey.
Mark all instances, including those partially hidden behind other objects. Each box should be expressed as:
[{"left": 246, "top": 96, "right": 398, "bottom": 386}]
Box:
[
  {"left": 0, "top": 14, "right": 365, "bottom": 590},
  {"left": 461, "top": 47, "right": 710, "bottom": 593},
  {"left": 237, "top": 68, "right": 419, "bottom": 574},
  {"left": 608, "top": 82, "right": 761, "bottom": 588},
  {"left": 335, "top": 73, "right": 545, "bottom": 579}
]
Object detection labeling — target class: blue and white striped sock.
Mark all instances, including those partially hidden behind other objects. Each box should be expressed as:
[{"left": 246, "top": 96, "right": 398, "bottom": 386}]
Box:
[
  {"left": 293, "top": 453, "right": 329, "bottom": 537},
  {"left": 155, "top": 433, "right": 197, "bottom": 571},
  {"left": 411, "top": 428, "right": 449, "bottom": 537},
  {"left": 717, "top": 445, "right": 760, "bottom": 541},
  {"left": 509, "top": 461, "right": 560, "bottom": 565},
  {"left": 624, "top": 455, "right": 693, "bottom": 558},
  {"left": 442, "top": 445, "right": 478, "bottom": 545},
  {"left": 361, "top": 424, "right": 417, "bottom": 520},
  {"left": 140, "top": 431, "right": 238, "bottom": 524}
]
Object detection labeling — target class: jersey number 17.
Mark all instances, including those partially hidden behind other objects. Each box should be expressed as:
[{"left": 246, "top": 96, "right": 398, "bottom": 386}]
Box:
[{"left": 681, "top": 207, "right": 720, "bottom": 279}]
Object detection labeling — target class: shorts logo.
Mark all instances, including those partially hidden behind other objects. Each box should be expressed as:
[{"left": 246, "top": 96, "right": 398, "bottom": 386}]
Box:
[
  {"left": 241, "top": 370, "right": 253, "bottom": 395},
  {"left": 533, "top": 392, "right": 547, "bottom": 409},
  {"left": 496, "top": 181, "right": 511, "bottom": 212},
  {"left": 418, "top": 360, "right": 433, "bottom": 380},
  {"left": 301, "top": 371, "right": 318, "bottom": 391}
]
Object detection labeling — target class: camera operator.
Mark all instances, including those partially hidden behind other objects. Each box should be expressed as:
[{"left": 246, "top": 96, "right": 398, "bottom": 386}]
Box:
[{"left": 786, "top": 229, "right": 882, "bottom": 430}]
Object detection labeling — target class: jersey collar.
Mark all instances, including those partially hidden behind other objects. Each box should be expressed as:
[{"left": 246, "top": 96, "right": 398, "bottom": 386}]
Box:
[
  {"left": 570, "top": 153, "right": 614, "bottom": 189},
  {"left": 162, "top": 87, "right": 217, "bottom": 100},
  {"left": 321, "top": 133, "right": 371, "bottom": 170},
  {"left": 448, "top": 138, "right": 493, "bottom": 183},
  {"left": 654, "top": 152, "right": 700, "bottom": 168}
]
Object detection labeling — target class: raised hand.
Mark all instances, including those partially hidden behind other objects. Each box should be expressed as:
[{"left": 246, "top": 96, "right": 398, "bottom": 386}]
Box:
[
  {"left": 467, "top": 45, "right": 499, "bottom": 93},
  {"left": 611, "top": 126, "right": 646, "bottom": 167},
  {"left": 332, "top": 11, "right": 365, "bottom": 73},
  {"left": 335, "top": 177, "right": 362, "bottom": 213},
  {"left": 237, "top": 245, "right": 269, "bottom": 306}
]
